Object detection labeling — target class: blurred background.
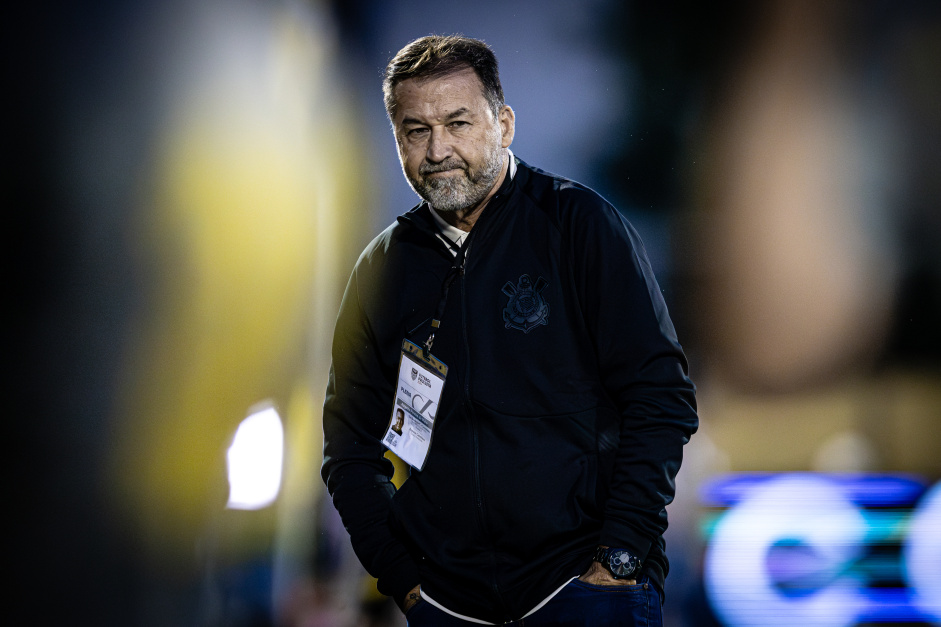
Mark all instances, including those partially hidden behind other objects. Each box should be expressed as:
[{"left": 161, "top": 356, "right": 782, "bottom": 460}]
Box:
[{"left": 9, "top": 0, "right": 940, "bottom": 625}]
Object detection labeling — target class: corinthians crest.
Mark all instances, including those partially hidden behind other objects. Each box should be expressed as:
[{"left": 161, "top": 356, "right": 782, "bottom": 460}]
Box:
[{"left": 502, "top": 274, "right": 550, "bottom": 333}]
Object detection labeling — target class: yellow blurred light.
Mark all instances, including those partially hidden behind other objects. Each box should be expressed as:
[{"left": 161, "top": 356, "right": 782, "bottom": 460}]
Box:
[{"left": 227, "top": 405, "right": 284, "bottom": 510}]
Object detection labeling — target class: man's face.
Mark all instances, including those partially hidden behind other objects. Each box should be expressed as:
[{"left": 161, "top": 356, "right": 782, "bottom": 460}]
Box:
[{"left": 392, "top": 68, "right": 514, "bottom": 213}]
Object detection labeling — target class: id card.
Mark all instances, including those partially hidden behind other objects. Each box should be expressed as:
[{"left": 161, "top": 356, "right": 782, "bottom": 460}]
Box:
[{"left": 381, "top": 339, "right": 448, "bottom": 471}]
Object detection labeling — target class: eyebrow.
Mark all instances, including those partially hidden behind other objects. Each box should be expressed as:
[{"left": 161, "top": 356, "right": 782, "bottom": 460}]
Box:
[
  {"left": 401, "top": 107, "right": 472, "bottom": 127},
  {"left": 445, "top": 107, "right": 471, "bottom": 120}
]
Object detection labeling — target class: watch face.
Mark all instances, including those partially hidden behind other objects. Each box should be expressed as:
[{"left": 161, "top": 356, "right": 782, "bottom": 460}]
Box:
[{"left": 608, "top": 549, "right": 638, "bottom": 578}]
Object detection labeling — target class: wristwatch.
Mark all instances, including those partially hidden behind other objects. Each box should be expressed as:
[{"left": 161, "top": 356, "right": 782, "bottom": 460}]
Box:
[{"left": 593, "top": 546, "right": 642, "bottom": 580}]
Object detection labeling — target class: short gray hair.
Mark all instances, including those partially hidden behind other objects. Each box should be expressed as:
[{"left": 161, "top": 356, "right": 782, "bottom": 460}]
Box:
[{"left": 383, "top": 35, "right": 505, "bottom": 120}]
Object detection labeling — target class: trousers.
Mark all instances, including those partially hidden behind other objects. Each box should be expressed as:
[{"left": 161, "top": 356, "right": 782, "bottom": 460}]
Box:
[{"left": 406, "top": 577, "right": 662, "bottom": 627}]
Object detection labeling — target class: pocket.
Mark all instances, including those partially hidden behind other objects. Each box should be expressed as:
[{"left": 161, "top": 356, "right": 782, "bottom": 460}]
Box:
[
  {"left": 571, "top": 578, "right": 647, "bottom": 593},
  {"left": 475, "top": 406, "right": 607, "bottom": 555},
  {"left": 567, "top": 577, "right": 653, "bottom": 618},
  {"left": 404, "top": 596, "right": 427, "bottom": 619}
]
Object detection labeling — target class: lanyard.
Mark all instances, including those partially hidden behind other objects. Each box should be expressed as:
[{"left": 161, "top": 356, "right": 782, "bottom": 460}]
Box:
[{"left": 424, "top": 229, "right": 475, "bottom": 355}]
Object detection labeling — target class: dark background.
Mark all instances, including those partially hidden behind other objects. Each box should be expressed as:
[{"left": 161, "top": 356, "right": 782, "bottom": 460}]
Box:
[{"left": 9, "top": 1, "right": 940, "bottom": 625}]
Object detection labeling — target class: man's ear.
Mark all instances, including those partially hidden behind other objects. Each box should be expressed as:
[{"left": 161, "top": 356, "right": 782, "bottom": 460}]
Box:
[{"left": 499, "top": 105, "right": 515, "bottom": 148}]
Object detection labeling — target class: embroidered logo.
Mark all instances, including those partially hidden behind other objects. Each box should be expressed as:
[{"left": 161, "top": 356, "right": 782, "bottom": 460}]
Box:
[{"left": 502, "top": 274, "right": 550, "bottom": 333}]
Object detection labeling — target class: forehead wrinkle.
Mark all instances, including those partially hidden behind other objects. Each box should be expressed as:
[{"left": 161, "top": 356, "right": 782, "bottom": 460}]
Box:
[
  {"left": 393, "top": 68, "right": 492, "bottom": 125},
  {"left": 445, "top": 107, "right": 472, "bottom": 120},
  {"left": 401, "top": 106, "right": 472, "bottom": 126}
]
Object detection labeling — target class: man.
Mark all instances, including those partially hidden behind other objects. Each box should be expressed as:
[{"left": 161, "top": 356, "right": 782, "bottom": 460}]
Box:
[
  {"left": 392, "top": 408, "right": 405, "bottom": 435},
  {"left": 322, "top": 35, "right": 698, "bottom": 626}
]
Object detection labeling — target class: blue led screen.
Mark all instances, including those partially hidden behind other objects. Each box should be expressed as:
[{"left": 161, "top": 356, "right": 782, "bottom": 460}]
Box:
[{"left": 700, "top": 473, "right": 941, "bottom": 626}]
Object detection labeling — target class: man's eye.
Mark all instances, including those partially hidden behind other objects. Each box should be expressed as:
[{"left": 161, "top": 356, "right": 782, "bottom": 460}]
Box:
[
  {"left": 407, "top": 127, "right": 428, "bottom": 137},
  {"left": 449, "top": 121, "right": 469, "bottom": 129}
]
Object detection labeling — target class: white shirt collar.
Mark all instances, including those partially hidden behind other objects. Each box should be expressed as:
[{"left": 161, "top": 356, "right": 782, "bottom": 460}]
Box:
[
  {"left": 507, "top": 148, "right": 517, "bottom": 179},
  {"left": 430, "top": 210, "right": 469, "bottom": 248}
]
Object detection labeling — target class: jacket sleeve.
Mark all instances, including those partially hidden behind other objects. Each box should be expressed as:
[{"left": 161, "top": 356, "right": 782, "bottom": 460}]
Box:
[
  {"left": 569, "top": 196, "right": 699, "bottom": 565},
  {"left": 320, "top": 262, "right": 421, "bottom": 604}
]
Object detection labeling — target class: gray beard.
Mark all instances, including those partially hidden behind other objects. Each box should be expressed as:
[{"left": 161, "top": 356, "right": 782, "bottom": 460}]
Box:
[{"left": 409, "top": 145, "right": 505, "bottom": 213}]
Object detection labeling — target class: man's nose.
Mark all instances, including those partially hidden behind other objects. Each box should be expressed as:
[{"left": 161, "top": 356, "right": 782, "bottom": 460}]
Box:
[{"left": 425, "top": 127, "right": 453, "bottom": 163}]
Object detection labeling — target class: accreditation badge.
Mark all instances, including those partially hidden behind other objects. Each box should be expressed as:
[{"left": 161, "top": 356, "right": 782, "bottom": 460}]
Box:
[{"left": 381, "top": 339, "right": 448, "bottom": 471}]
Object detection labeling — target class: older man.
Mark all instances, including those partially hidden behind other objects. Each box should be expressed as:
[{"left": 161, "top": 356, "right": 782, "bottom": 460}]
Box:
[{"left": 321, "top": 35, "right": 698, "bottom": 626}]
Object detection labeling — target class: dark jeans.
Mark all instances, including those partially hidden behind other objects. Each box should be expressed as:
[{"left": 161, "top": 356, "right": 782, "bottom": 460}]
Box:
[{"left": 406, "top": 577, "right": 662, "bottom": 627}]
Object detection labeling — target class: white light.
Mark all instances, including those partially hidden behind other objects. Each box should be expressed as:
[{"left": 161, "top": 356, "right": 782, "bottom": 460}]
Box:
[
  {"left": 226, "top": 405, "right": 284, "bottom": 510},
  {"left": 704, "top": 475, "right": 867, "bottom": 627},
  {"left": 905, "top": 482, "right": 941, "bottom": 622}
]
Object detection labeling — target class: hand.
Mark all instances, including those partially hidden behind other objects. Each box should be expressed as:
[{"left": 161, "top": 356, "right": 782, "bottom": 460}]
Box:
[
  {"left": 578, "top": 559, "right": 637, "bottom": 586},
  {"left": 400, "top": 584, "right": 422, "bottom": 613}
]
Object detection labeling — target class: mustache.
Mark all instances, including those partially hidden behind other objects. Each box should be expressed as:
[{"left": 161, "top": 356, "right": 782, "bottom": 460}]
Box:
[{"left": 419, "top": 159, "right": 467, "bottom": 175}]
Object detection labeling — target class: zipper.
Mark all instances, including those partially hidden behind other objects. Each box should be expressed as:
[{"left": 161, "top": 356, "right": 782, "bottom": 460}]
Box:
[
  {"left": 461, "top": 262, "right": 510, "bottom": 617},
  {"left": 462, "top": 270, "right": 484, "bottom": 515}
]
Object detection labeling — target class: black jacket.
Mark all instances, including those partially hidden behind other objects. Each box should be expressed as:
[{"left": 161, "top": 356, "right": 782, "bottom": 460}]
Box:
[{"left": 321, "top": 157, "right": 698, "bottom": 623}]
